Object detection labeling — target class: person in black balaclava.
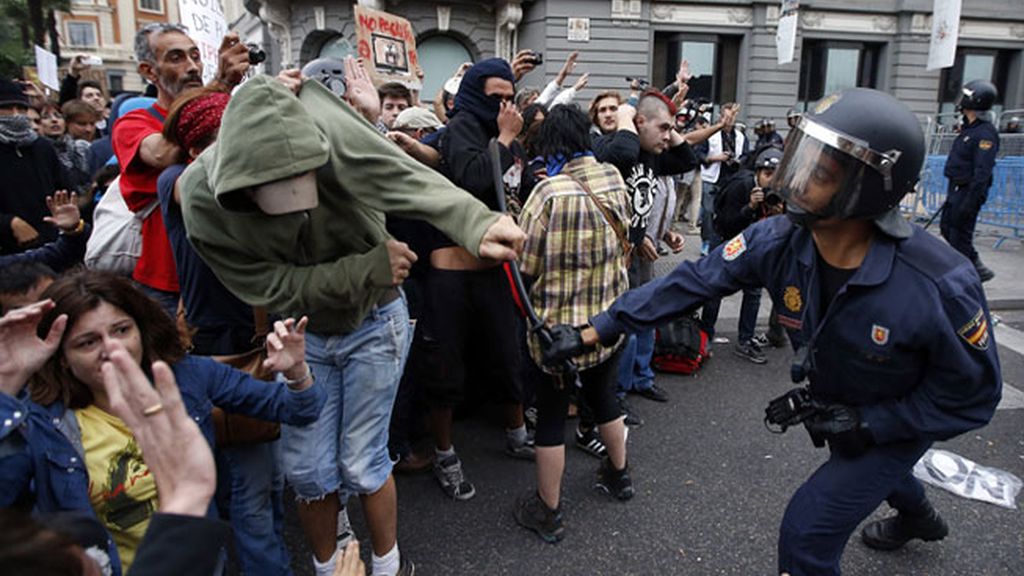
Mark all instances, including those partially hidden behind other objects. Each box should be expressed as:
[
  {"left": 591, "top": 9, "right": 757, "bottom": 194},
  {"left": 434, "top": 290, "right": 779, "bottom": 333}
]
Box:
[{"left": 426, "top": 58, "right": 538, "bottom": 503}]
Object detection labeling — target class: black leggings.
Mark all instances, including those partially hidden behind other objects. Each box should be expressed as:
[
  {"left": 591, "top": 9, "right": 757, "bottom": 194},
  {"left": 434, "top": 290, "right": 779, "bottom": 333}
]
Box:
[{"left": 534, "top": 349, "right": 622, "bottom": 447}]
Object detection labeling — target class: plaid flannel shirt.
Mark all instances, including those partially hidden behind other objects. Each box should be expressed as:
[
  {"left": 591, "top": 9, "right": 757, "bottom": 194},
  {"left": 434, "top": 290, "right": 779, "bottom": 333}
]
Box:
[{"left": 519, "top": 156, "right": 630, "bottom": 371}]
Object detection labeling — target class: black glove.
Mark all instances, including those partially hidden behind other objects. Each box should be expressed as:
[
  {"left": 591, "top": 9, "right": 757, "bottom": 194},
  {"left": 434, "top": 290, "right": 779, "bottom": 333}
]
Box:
[
  {"left": 805, "top": 404, "right": 874, "bottom": 457},
  {"left": 539, "top": 324, "right": 585, "bottom": 368}
]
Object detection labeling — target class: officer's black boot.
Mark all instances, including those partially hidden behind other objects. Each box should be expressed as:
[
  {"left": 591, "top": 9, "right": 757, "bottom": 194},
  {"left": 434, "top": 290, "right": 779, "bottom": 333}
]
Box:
[
  {"left": 860, "top": 503, "right": 949, "bottom": 551},
  {"left": 973, "top": 259, "right": 996, "bottom": 283}
]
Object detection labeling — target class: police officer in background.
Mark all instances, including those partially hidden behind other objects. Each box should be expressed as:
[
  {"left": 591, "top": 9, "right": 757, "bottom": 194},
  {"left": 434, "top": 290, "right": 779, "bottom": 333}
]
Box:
[
  {"left": 940, "top": 79, "right": 1000, "bottom": 282},
  {"left": 541, "top": 88, "right": 1002, "bottom": 576}
]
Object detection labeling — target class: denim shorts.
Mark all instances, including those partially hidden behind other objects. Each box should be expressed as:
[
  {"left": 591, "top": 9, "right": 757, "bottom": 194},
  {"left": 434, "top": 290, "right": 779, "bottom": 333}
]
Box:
[{"left": 281, "top": 297, "right": 411, "bottom": 499}]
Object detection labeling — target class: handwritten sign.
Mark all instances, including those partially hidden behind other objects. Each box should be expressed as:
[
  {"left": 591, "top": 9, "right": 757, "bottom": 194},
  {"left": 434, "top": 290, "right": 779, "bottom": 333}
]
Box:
[
  {"left": 354, "top": 4, "right": 421, "bottom": 90},
  {"left": 178, "top": 0, "right": 228, "bottom": 85}
]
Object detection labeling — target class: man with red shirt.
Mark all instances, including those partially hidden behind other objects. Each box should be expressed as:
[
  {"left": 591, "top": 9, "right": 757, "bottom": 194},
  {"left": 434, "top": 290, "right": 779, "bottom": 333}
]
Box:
[{"left": 113, "top": 23, "right": 249, "bottom": 315}]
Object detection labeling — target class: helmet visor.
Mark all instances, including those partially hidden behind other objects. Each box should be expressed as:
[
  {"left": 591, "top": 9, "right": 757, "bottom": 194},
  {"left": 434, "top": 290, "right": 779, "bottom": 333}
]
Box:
[{"left": 776, "top": 117, "right": 901, "bottom": 219}]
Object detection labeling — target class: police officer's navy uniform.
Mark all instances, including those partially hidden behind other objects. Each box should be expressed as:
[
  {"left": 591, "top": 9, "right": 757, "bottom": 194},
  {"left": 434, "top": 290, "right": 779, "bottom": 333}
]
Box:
[
  {"left": 940, "top": 116, "right": 999, "bottom": 264},
  {"left": 589, "top": 216, "right": 1002, "bottom": 575}
]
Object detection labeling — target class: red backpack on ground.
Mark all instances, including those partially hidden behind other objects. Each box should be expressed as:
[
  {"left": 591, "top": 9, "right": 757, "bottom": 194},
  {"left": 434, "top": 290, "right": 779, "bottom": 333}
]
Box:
[{"left": 652, "top": 315, "right": 709, "bottom": 375}]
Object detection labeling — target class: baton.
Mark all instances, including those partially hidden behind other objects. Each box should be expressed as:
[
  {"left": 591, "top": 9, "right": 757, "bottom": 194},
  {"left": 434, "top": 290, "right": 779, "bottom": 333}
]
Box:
[
  {"left": 922, "top": 201, "right": 946, "bottom": 230},
  {"left": 487, "top": 138, "right": 577, "bottom": 377}
]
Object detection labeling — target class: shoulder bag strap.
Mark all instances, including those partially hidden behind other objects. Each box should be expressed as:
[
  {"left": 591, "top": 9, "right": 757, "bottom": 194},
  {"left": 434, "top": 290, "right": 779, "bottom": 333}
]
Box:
[{"left": 570, "top": 174, "right": 631, "bottom": 257}]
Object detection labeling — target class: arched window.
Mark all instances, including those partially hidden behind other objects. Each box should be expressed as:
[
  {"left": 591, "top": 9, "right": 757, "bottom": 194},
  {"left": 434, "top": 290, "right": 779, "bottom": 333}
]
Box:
[
  {"left": 319, "top": 35, "right": 358, "bottom": 60},
  {"left": 417, "top": 34, "right": 473, "bottom": 103}
]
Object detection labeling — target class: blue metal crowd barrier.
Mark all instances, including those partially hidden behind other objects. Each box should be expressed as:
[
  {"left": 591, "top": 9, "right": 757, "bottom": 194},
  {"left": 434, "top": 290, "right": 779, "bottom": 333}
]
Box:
[{"left": 916, "top": 155, "right": 1024, "bottom": 248}]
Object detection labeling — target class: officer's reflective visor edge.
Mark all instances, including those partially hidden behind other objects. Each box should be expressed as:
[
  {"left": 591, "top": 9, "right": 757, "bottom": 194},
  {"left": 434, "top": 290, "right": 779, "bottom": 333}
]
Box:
[
  {"left": 798, "top": 117, "right": 902, "bottom": 192},
  {"left": 774, "top": 130, "right": 867, "bottom": 220}
]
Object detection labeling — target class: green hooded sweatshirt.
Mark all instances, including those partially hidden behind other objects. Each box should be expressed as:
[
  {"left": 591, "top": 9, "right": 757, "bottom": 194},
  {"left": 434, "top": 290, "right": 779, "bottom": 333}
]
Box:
[{"left": 180, "top": 75, "right": 499, "bottom": 334}]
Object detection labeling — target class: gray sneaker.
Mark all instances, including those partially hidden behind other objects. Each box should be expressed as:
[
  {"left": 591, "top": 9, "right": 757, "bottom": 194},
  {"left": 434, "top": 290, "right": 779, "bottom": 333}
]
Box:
[
  {"left": 433, "top": 453, "right": 476, "bottom": 500},
  {"left": 506, "top": 431, "right": 537, "bottom": 461}
]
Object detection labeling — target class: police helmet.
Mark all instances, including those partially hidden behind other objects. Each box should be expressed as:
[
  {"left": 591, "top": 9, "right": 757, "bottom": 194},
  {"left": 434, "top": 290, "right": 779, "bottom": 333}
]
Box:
[
  {"left": 301, "top": 58, "right": 346, "bottom": 99},
  {"left": 956, "top": 79, "right": 997, "bottom": 112},
  {"left": 775, "top": 88, "right": 924, "bottom": 230}
]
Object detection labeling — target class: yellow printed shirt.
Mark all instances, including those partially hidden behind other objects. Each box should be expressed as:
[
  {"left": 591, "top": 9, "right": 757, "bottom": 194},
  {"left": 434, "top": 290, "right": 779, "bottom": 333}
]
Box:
[
  {"left": 76, "top": 405, "right": 158, "bottom": 572},
  {"left": 519, "top": 156, "right": 630, "bottom": 372}
]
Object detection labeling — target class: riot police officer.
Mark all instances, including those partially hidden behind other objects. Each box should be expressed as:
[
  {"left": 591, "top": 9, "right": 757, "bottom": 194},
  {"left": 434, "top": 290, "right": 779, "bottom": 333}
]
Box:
[
  {"left": 541, "top": 88, "right": 1002, "bottom": 576},
  {"left": 940, "top": 79, "right": 1000, "bottom": 282}
]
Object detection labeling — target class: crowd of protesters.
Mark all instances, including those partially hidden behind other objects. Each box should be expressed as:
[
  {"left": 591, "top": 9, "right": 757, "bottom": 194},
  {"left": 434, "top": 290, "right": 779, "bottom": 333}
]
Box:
[{"left": 0, "top": 16, "right": 1007, "bottom": 576}]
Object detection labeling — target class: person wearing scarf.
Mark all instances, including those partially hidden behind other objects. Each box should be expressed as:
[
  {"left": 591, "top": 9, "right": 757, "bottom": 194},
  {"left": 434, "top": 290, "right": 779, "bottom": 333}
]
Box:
[{"left": 0, "top": 79, "right": 69, "bottom": 254}]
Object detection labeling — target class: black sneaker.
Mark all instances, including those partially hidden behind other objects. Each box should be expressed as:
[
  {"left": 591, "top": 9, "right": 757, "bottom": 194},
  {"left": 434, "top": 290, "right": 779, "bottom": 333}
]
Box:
[
  {"left": 396, "top": 558, "right": 416, "bottom": 576},
  {"left": 595, "top": 457, "right": 634, "bottom": 500},
  {"left": 733, "top": 340, "right": 767, "bottom": 364},
  {"left": 633, "top": 383, "right": 669, "bottom": 403},
  {"left": 860, "top": 507, "right": 949, "bottom": 551},
  {"left": 974, "top": 260, "right": 996, "bottom": 283},
  {"left": 575, "top": 426, "right": 607, "bottom": 459},
  {"left": 433, "top": 453, "right": 476, "bottom": 500},
  {"left": 618, "top": 397, "right": 644, "bottom": 427},
  {"left": 513, "top": 491, "right": 565, "bottom": 543}
]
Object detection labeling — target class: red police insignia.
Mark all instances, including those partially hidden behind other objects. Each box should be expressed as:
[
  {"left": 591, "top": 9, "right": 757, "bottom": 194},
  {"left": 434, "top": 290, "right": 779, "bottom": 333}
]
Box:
[
  {"left": 722, "top": 234, "right": 747, "bottom": 261},
  {"left": 957, "top": 309, "right": 990, "bottom": 351},
  {"left": 871, "top": 324, "right": 890, "bottom": 346},
  {"left": 979, "top": 140, "right": 994, "bottom": 150}
]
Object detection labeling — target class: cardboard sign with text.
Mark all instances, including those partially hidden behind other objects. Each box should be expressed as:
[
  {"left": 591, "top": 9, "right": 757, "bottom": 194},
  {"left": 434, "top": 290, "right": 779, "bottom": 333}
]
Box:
[{"left": 353, "top": 4, "right": 422, "bottom": 90}]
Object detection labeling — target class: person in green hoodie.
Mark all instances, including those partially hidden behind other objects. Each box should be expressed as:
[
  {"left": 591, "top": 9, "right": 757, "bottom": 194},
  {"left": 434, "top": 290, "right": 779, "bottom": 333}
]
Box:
[{"left": 179, "top": 58, "right": 524, "bottom": 576}]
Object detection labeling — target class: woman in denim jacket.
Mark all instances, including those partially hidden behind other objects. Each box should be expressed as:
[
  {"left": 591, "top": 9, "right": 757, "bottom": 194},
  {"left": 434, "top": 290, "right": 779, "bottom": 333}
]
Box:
[{"left": 0, "top": 270, "right": 325, "bottom": 575}]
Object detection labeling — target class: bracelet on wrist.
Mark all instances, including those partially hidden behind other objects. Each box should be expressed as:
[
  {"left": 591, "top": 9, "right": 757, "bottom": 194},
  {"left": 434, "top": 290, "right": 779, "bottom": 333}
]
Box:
[
  {"left": 282, "top": 366, "right": 313, "bottom": 388},
  {"left": 61, "top": 219, "right": 85, "bottom": 236}
]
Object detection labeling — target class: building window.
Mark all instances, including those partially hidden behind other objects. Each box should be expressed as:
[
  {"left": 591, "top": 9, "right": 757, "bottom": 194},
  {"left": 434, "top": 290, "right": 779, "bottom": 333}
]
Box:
[
  {"left": 798, "top": 40, "right": 883, "bottom": 110},
  {"left": 416, "top": 34, "right": 474, "bottom": 103},
  {"left": 107, "top": 72, "right": 124, "bottom": 95},
  {"left": 318, "top": 35, "right": 358, "bottom": 61},
  {"left": 937, "top": 48, "right": 1013, "bottom": 121},
  {"left": 656, "top": 33, "right": 742, "bottom": 108},
  {"left": 66, "top": 21, "right": 97, "bottom": 48},
  {"left": 139, "top": 0, "right": 163, "bottom": 13}
]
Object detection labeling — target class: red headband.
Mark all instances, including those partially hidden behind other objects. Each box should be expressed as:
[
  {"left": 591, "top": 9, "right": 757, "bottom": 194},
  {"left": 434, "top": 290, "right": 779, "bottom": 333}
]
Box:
[{"left": 176, "top": 92, "right": 230, "bottom": 152}]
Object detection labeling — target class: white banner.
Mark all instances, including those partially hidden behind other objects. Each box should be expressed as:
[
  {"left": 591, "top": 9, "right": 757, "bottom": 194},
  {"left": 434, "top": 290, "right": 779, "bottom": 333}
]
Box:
[
  {"left": 34, "top": 45, "right": 59, "bottom": 90},
  {"left": 178, "top": 0, "right": 228, "bottom": 85},
  {"left": 927, "top": 0, "right": 961, "bottom": 71},
  {"left": 776, "top": 1, "right": 799, "bottom": 65}
]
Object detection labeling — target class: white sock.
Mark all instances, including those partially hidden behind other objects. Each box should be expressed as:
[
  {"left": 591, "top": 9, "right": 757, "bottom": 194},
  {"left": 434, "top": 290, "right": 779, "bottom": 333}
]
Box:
[
  {"left": 312, "top": 549, "right": 339, "bottom": 576},
  {"left": 371, "top": 543, "right": 400, "bottom": 576},
  {"left": 435, "top": 445, "right": 455, "bottom": 458},
  {"left": 506, "top": 424, "right": 527, "bottom": 445}
]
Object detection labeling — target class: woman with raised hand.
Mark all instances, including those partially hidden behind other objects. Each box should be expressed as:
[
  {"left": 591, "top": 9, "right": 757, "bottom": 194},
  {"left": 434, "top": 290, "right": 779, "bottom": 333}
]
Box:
[{"left": 0, "top": 270, "right": 325, "bottom": 575}]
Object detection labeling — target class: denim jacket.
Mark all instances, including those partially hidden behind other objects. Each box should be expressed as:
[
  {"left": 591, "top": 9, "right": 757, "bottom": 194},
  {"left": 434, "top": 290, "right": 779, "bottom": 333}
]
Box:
[{"left": 0, "top": 354, "right": 325, "bottom": 575}]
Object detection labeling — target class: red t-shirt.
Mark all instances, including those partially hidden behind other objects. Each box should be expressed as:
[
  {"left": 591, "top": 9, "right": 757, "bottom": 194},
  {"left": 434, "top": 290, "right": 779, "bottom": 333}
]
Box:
[{"left": 112, "top": 106, "right": 179, "bottom": 293}]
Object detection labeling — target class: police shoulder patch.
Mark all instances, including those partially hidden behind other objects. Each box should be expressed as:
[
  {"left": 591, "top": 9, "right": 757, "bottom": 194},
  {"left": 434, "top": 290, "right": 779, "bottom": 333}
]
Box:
[
  {"left": 722, "top": 234, "right": 747, "bottom": 261},
  {"left": 979, "top": 139, "right": 994, "bottom": 150},
  {"left": 957, "top": 308, "right": 990, "bottom": 351}
]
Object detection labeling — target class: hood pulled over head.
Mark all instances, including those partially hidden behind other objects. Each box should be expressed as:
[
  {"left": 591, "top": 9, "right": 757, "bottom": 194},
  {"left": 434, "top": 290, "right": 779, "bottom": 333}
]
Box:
[
  {"left": 211, "top": 75, "right": 329, "bottom": 212},
  {"left": 450, "top": 58, "right": 515, "bottom": 133}
]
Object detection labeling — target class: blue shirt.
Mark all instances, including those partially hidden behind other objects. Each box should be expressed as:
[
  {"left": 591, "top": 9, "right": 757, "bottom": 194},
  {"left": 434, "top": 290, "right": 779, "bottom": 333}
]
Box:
[
  {"left": 157, "top": 164, "right": 255, "bottom": 336},
  {"left": 0, "top": 355, "right": 325, "bottom": 575},
  {"left": 591, "top": 217, "right": 1001, "bottom": 445},
  {"left": 943, "top": 117, "right": 999, "bottom": 197}
]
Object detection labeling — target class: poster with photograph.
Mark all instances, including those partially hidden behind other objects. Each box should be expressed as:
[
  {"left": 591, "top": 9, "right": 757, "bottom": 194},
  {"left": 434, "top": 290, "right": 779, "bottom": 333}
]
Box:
[
  {"left": 567, "top": 18, "right": 590, "bottom": 42},
  {"left": 354, "top": 4, "right": 422, "bottom": 89}
]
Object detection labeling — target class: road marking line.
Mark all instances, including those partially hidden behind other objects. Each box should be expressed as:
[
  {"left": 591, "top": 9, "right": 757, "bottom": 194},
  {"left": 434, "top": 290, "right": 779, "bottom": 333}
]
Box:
[
  {"left": 995, "top": 322, "right": 1024, "bottom": 357},
  {"left": 997, "top": 382, "right": 1024, "bottom": 410}
]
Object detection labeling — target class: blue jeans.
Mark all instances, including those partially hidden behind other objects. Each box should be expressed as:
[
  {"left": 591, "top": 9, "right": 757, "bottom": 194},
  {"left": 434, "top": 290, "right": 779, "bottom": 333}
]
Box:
[
  {"left": 281, "top": 297, "right": 412, "bottom": 499},
  {"left": 738, "top": 287, "right": 763, "bottom": 343},
  {"left": 217, "top": 441, "right": 291, "bottom": 576},
  {"left": 700, "top": 231, "right": 724, "bottom": 337},
  {"left": 616, "top": 331, "right": 655, "bottom": 397}
]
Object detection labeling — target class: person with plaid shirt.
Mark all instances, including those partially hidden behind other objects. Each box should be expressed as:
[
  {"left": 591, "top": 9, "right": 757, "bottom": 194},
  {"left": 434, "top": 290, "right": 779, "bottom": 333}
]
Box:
[{"left": 513, "top": 104, "right": 633, "bottom": 543}]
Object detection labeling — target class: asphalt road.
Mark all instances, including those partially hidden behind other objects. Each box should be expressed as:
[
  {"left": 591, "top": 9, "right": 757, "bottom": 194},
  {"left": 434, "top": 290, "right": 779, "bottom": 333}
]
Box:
[{"left": 280, "top": 238, "right": 1024, "bottom": 575}]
